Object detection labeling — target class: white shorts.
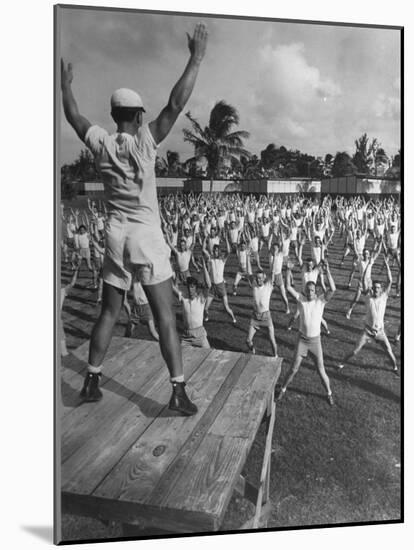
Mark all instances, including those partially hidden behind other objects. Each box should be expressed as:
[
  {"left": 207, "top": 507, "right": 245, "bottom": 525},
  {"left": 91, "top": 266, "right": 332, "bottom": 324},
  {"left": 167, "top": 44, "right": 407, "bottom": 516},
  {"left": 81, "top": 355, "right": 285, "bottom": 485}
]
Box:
[{"left": 103, "top": 215, "right": 173, "bottom": 290}]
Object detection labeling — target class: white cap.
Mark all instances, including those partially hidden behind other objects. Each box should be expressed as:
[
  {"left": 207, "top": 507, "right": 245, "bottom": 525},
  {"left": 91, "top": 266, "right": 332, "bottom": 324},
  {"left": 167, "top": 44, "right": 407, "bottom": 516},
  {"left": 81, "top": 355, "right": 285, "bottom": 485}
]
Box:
[{"left": 110, "top": 88, "right": 145, "bottom": 111}]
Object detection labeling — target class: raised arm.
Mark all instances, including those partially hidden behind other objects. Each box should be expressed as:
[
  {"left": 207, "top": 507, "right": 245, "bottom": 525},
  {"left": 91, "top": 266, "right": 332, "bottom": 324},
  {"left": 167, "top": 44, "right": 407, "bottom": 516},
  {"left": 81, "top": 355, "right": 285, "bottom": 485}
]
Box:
[
  {"left": 383, "top": 254, "right": 393, "bottom": 295},
  {"left": 66, "top": 266, "right": 79, "bottom": 292},
  {"left": 322, "top": 261, "right": 336, "bottom": 302},
  {"left": 285, "top": 261, "right": 300, "bottom": 300},
  {"left": 202, "top": 236, "right": 210, "bottom": 261},
  {"left": 165, "top": 231, "right": 177, "bottom": 255},
  {"left": 61, "top": 60, "right": 91, "bottom": 141},
  {"left": 149, "top": 23, "right": 208, "bottom": 144},
  {"left": 201, "top": 256, "right": 212, "bottom": 290},
  {"left": 225, "top": 232, "right": 231, "bottom": 256}
]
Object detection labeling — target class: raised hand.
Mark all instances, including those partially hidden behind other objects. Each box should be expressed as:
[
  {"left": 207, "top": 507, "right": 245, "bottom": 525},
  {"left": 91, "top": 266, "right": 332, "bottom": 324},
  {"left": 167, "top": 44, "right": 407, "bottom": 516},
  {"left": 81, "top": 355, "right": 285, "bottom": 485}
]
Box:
[
  {"left": 186, "top": 23, "right": 208, "bottom": 63},
  {"left": 61, "top": 59, "right": 74, "bottom": 88}
]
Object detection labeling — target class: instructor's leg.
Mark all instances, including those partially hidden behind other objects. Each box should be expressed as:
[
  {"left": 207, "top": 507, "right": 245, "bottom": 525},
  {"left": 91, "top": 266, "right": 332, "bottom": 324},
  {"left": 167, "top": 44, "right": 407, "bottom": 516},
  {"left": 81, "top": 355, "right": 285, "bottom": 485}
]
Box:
[
  {"left": 144, "top": 278, "right": 198, "bottom": 416},
  {"left": 88, "top": 282, "right": 125, "bottom": 366},
  {"left": 143, "top": 278, "right": 182, "bottom": 379}
]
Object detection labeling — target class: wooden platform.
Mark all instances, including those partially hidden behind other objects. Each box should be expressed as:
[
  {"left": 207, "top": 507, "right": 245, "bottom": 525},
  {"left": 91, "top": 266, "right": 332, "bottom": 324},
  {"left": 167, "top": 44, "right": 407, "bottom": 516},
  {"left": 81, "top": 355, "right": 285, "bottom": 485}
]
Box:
[{"left": 59, "top": 337, "right": 282, "bottom": 535}]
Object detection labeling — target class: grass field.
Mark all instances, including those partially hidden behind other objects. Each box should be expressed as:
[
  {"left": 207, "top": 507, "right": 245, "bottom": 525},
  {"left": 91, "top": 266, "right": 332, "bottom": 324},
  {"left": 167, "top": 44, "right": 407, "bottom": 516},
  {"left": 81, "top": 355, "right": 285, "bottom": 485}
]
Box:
[{"left": 60, "top": 209, "right": 401, "bottom": 539}]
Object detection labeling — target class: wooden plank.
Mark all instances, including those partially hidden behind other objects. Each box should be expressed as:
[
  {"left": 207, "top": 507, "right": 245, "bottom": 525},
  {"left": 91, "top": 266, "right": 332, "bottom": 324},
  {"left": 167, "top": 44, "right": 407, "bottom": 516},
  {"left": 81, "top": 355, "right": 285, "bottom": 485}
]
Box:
[
  {"left": 162, "top": 433, "right": 251, "bottom": 529},
  {"left": 239, "top": 501, "right": 272, "bottom": 530},
  {"left": 209, "top": 356, "right": 281, "bottom": 439},
  {"left": 60, "top": 337, "right": 141, "bottom": 404},
  {"left": 62, "top": 492, "right": 215, "bottom": 534},
  {"left": 234, "top": 475, "right": 259, "bottom": 505},
  {"left": 61, "top": 346, "right": 210, "bottom": 495},
  {"left": 60, "top": 339, "right": 151, "bottom": 417},
  {"left": 61, "top": 341, "right": 160, "bottom": 461},
  {"left": 93, "top": 349, "right": 240, "bottom": 504},
  {"left": 253, "top": 399, "right": 276, "bottom": 529},
  {"left": 147, "top": 353, "right": 251, "bottom": 509}
]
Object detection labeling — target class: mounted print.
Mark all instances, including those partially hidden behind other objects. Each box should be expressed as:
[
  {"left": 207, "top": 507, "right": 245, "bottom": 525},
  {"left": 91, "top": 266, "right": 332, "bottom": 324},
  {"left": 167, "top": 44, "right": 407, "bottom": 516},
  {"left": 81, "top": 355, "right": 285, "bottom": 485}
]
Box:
[{"left": 55, "top": 4, "right": 402, "bottom": 545}]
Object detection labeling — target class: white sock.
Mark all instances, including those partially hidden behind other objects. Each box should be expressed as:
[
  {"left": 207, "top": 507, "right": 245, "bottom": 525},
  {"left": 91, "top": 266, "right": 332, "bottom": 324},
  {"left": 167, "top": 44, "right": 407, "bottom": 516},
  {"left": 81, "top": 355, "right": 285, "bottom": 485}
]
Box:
[
  {"left": 171, "top": 375, "right": 185, "bottom": 384},
  {"left": 88, "top": 364, "right": 102, "bottom": 375}
]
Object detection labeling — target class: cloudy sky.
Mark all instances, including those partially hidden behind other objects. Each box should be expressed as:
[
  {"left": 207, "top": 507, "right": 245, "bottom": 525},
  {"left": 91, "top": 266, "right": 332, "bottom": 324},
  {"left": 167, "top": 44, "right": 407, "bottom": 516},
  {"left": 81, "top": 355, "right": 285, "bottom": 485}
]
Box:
[{"left": 58, "top": 6, "right": 401, "bottom": 166}]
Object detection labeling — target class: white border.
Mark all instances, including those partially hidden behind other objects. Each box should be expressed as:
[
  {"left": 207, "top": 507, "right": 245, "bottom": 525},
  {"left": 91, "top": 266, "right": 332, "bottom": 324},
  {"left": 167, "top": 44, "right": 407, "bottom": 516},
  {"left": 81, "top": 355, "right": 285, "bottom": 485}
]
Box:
[{"left": 2, "top": 1, "right": 410, "bottom": 549}]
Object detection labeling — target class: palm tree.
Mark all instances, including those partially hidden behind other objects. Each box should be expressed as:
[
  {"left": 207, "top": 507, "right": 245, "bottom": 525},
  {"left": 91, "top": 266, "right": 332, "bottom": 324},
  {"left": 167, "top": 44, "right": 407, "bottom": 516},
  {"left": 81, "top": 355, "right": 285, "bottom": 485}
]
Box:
[{"left": 183, "top": 101, "right": 251, "bottom": 192}]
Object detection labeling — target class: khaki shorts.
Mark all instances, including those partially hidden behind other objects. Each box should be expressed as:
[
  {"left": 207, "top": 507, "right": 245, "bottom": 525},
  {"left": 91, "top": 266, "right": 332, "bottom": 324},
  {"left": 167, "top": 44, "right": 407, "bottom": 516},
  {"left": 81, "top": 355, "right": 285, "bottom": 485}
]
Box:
[
  {"left": 103, "top": 215, "right": 173, "bottom": 290},
  {"left": 130, "top": 303, "right": 153, "bottom": 325},
  {"left": 388, "top": 247, "right": 400, "bottom": 260},
  {"left": 209, "top": 282, "right": 227, "bottom": 299},
  {"left": 355, "top": 326, "right": 391, "bottom": 350},
  {"left": 272, "top": 272, "right": 284, "bottom": 287},
  {"left": 182, "top": 326, "right": 210, "bottom": 348},
  {"left": 295, "top": 334, "right": 323, "bottom": 361},
  {"left": 79, "top": 248, "right": 91, "bottom": 260},
  {"left": 176, "top": 270, "right": 190, "bottom": 284},
  {"left": 250, "top": 310, "right": 273, "bottom": 330}
]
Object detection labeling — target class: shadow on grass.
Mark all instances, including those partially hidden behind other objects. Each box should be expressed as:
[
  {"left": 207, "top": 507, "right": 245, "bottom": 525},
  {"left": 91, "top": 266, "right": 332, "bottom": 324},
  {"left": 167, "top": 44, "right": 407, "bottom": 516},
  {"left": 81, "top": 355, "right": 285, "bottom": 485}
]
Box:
[
  {"left": 64, "top": 305, "right": 97, "bottom": 323},
  {"left": 328, "top": 369, "right": 400, "bottom": 404}
]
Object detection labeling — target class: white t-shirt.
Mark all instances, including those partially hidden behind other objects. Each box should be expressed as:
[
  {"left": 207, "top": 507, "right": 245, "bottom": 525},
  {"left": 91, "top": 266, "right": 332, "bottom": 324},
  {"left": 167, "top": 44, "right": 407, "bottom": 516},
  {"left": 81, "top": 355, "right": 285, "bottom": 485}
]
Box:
[
  {"left": 176, "top": 250, "right": 192, "bottom": 272},
  {"left": 210, "top": 258, "right": 225, "bottom": 284},
  {"left": 229, "top": 228, "right": 239, "bottom": 243},
  {"left": 297, "top": 295, "right": 327, "bottom": 338},
  {"left": 270, "top": 252, "right": 284, "bottom": 275},
  {"left": 311, "top": 245, "right": 322, "bottom": 265},
  {"left": 282, "top": 237, "right": 290, "bottom": 257},
  {"left": 354, "top": 236, "right": 366, "bottom": 255},
  {"left": 253, "top": 281, "right": 273, "bottom": 313},
  {"left": 237, "top": 249, "right": 248, "bottom": 270},
  {"left": 85, "top": 123, "right": 159, "bottom": 226},
  {"left": 178, "top": 293, "right": 206, "bottom": 329},
  {"left": 78, "top": 233, "right": 89, "bottom": 249},
  {"left": 365, "top": 292, "right": 388, "bottom": 331},
  {"left": 388, "top": 231, "right": 399, "bottom": 249}
]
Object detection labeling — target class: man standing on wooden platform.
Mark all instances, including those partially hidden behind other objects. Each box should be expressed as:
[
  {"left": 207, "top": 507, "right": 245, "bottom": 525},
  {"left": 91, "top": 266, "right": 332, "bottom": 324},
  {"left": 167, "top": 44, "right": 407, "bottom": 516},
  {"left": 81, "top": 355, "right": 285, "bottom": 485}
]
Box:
[
  {"left": 61, "top": 23, "right": 208, "bottom": 416},
  {"left": 276, "top": 260, "right": 336, "bottom": 406}
]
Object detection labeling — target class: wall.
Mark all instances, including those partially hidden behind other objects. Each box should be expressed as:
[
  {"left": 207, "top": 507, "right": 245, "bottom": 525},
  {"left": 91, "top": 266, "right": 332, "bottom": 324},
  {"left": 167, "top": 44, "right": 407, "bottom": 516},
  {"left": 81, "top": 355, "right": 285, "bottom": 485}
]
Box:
[
  {"left": 321, "top": 176, "right": 401, "bottom": 195},
  {"left": 183, "top": 178, "right": 321, "bottom": 194}
]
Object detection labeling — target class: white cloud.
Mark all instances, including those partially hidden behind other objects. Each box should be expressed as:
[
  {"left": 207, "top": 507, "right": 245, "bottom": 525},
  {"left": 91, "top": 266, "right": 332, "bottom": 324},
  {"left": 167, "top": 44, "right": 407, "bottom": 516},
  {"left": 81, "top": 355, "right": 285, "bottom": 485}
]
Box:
[
  {"left": 373, "top": 94, "right": 400, "bottom": 119},
  {"left": 253, "top": 42, "right": 341, "bottom": 146}
]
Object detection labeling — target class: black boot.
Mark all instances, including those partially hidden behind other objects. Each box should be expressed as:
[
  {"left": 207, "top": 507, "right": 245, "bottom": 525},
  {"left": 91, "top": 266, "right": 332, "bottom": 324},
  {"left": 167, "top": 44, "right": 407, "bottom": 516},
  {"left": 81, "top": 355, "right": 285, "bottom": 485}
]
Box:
[
  {"left": 80, "top": 372, "right": 103, "bottom": 402},
  {"left": 168, "top": 382, "right": 198, "bottom": 416}
]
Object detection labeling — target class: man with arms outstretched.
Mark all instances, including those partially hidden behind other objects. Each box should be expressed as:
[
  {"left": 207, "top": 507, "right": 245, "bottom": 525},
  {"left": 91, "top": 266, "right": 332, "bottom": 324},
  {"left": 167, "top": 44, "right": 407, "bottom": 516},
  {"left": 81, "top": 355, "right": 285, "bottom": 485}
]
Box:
[
  {"left": 276, "top": 260, "right": 336, "bottom": 406},
  {"left": 338, "top": 254, "right": 398, "bottom": 375},
  {"left": 61, "top": 23, "right": 208, "bottom": 415}
]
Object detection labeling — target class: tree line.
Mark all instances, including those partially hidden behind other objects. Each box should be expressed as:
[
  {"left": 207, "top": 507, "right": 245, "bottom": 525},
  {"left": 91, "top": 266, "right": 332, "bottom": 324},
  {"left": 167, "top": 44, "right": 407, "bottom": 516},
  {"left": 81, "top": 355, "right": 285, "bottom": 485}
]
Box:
[{"left": 61, "top": 100, "right": 401, "bottom": 197}]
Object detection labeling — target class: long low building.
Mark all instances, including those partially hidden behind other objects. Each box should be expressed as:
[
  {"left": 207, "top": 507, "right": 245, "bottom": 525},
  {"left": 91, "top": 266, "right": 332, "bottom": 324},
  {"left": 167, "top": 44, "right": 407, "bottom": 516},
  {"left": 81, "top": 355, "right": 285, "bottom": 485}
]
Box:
[
  {"left": 321, "top": 175, "right": 400, "bottom": 195},
  {"left": 76, "top": 176, "right": 401, "bottom": 197},
  {"left": 78, "top": 178, "right": 322, "bottom": 196},
  {"left": 183, "top": 178, "right": 321, "bottom": 194}
]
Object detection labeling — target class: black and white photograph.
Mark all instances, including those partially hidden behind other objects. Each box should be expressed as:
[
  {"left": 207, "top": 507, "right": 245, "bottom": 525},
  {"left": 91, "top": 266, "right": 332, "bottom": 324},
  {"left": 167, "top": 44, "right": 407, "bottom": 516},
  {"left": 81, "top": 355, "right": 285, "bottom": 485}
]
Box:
[{"left": 54, "top": 3, "right": 402, "bottom": 545}]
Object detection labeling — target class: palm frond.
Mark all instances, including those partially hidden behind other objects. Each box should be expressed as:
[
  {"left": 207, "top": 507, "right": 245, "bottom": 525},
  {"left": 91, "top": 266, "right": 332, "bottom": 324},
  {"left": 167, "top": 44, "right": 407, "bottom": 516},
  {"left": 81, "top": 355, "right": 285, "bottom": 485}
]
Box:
[
  {"left": 184, "top": 111, "right": 207, "bottom": 141},
  {"left": 182, "top": 129, "right": 209, "bottom": 149},
  {"left": 209, "top": 101, "right": 240, "bottom": 137},
  {"left": 225, "top": 130, "right": 250, "bottom": 141}
]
